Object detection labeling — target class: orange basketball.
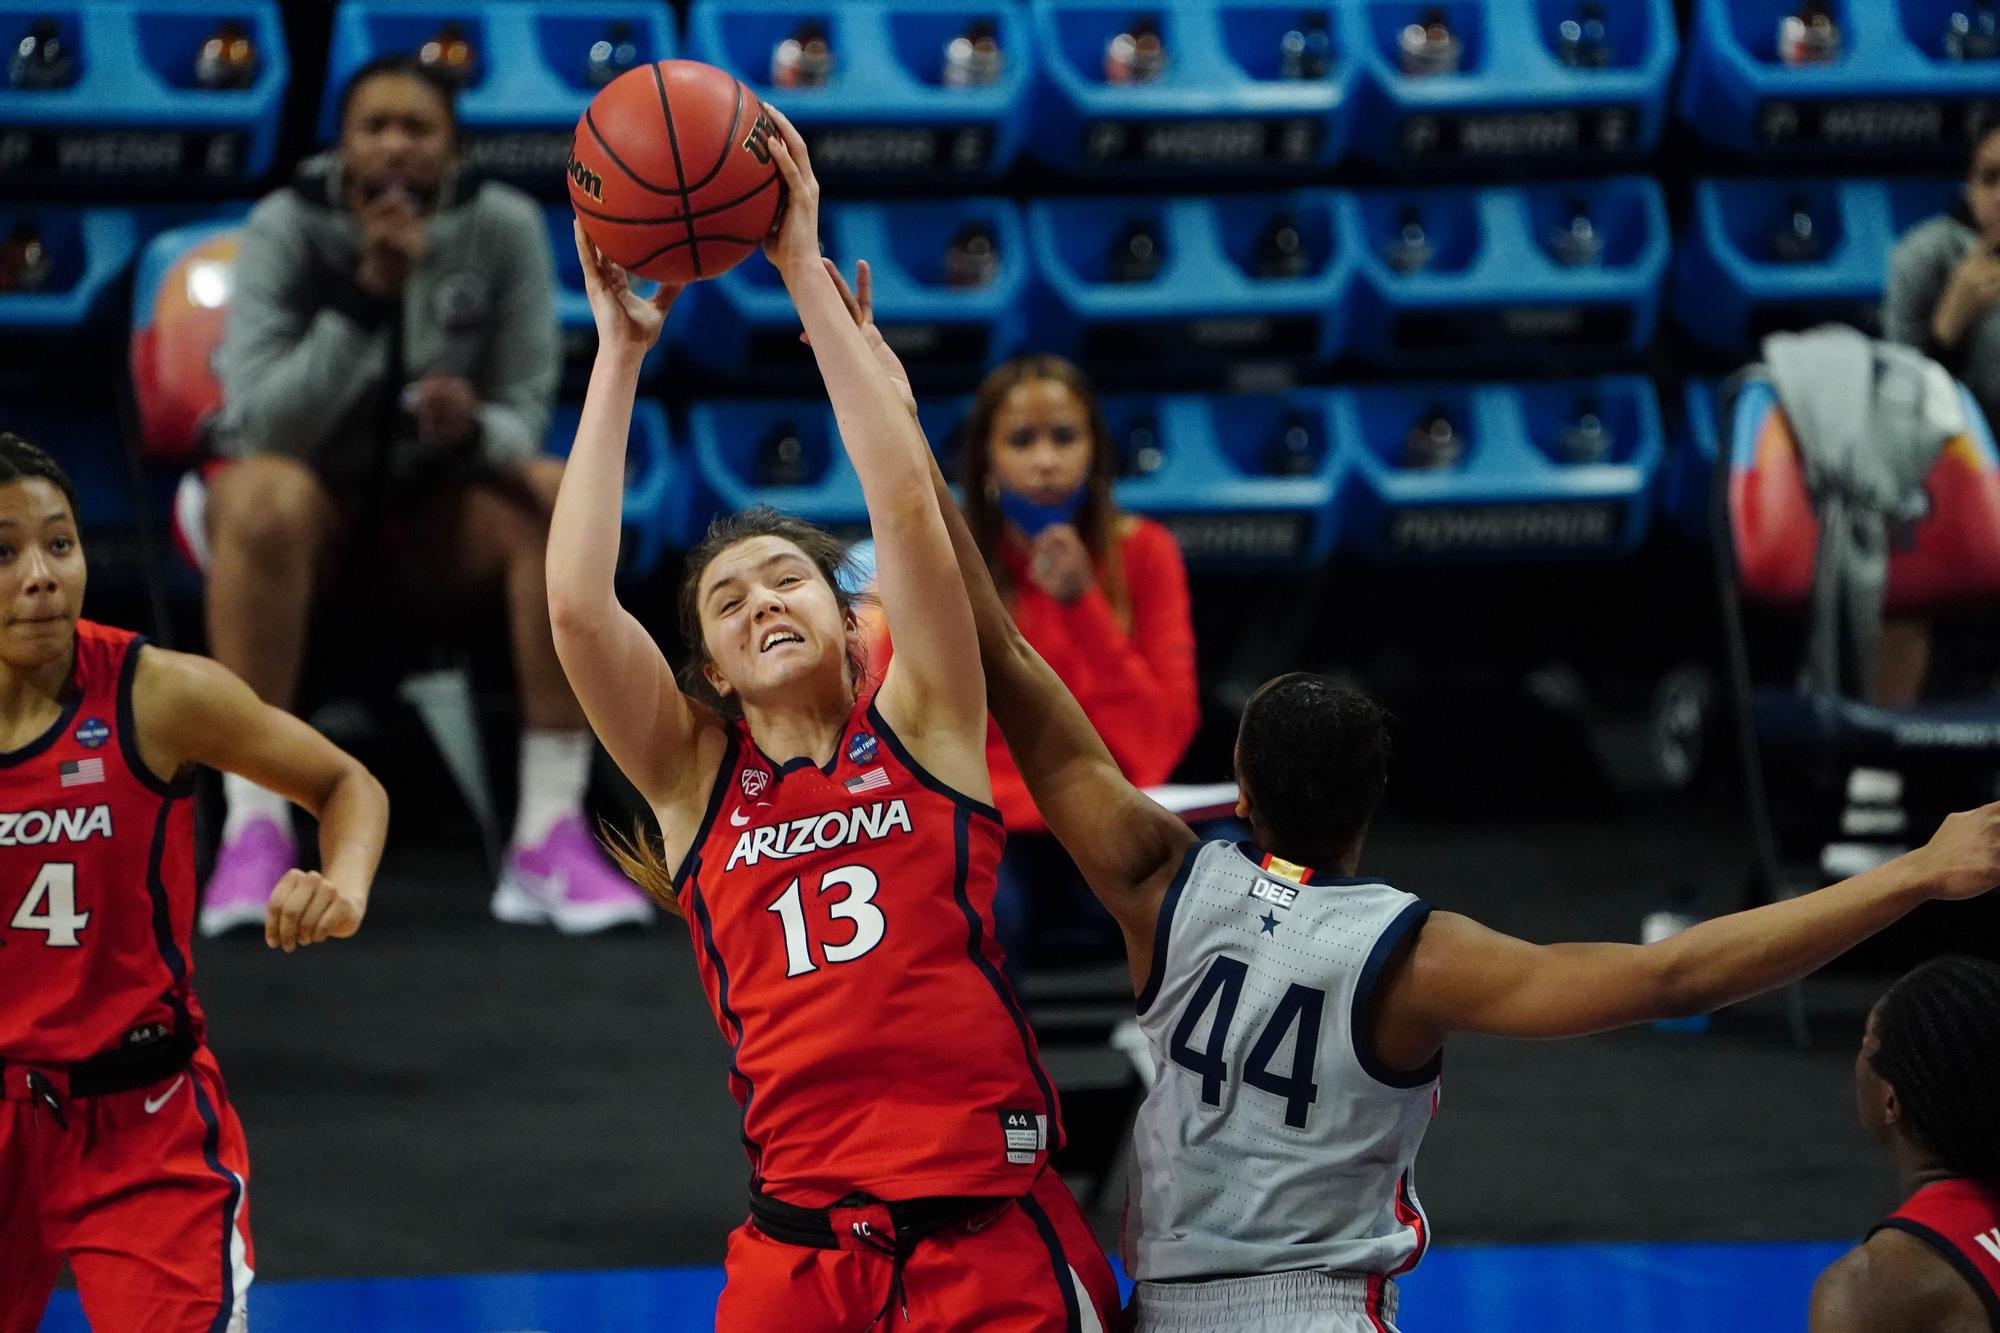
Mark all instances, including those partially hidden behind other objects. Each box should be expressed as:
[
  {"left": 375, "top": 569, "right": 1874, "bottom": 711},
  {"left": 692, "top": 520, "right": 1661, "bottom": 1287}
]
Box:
[{"left": 567, "top": 59, "right": 782, "bottom": 284}]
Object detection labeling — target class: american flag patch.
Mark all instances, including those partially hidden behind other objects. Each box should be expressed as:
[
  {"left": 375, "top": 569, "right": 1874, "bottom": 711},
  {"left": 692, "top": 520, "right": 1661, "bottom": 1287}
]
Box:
[
  {"left": 844, "top": 766, "right": 890, "bottom": 795},
  {"left": 60, "top": 758, "right": 105, "bottom": 787}
]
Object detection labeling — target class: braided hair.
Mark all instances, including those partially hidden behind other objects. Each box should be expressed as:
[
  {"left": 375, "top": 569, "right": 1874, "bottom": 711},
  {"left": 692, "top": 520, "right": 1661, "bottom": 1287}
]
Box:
[
  {"left": 0, "top": 432, "right": 80, "bottom": 522},
  {"left": 1869, "top": 954, "right": 2000, "bottom": 1186}
]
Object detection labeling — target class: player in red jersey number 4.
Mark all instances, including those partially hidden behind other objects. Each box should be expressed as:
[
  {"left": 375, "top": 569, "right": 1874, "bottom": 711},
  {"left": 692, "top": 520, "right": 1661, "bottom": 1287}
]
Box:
[
  {"left": 547, "top": 108, "right": 1117, "bottom": 1330},
  {"left": 0, "top": 433, "right": 388, "bottom": 1332}
]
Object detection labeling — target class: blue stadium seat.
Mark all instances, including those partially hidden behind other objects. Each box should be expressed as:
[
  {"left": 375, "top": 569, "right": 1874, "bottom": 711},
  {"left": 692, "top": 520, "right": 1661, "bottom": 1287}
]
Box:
[
  {"left": 1339, "top": 375, "right": 1662, "bottom": 562},
  {"left": 1351, "top": 0, "right": 1677, "bottom": 172},
  {"left": 321, "top": 2, "right": 677, "bottom": 195},
  {"left": 688, "top": 0, "right": 1033, "bottom": 181},
  {"left": 1347, "top": 176, "right": 1667, "bottom": 372},
  {"left": 1666, "top": 377, "right": 1722, "bottom": 547},
  {"left": 1679, "top": 0, "right": 2000, "bottom": 161},
  {"left": 1671, "top": 176, "right": 1896, "bottom": 359},
  {"left": 0, "top": 206, "right": 138, "bottom": 333},
  {"left": 1027, "top": 191, "right": 1356, "bottom": 371},
  {"left": 1024, "top": 0, "right": 1356, "bottom": 179},
  {"left": 543, "top": 398, "right": 683, "bottom": 580},
  {"left": 1115, "top": 390, "right": 1345, "bottom": 569},
  {"left": 684, "top": 399, "right": 870, "bottom": 541},
  {"left": 0, "top": 0, "right": 288, "bottom": 187},
  {"left": 680, "top": 199, "right": 1027, "bottom": 379}
]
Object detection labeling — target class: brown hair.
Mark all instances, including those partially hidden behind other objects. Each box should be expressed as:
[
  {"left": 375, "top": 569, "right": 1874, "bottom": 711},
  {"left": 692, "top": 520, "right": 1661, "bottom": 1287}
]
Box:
[
  {"left": 602, "top": 506, "right": 866, "bottom": 915},
  {"left": 959, "top": 355, "right": 1130, "bottom": 628}
]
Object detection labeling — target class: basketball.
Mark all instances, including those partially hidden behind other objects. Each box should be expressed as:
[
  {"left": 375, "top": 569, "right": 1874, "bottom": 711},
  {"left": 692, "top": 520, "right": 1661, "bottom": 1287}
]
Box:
[{"left": 567, "top": 59, "right": 782, "bottom": 285}]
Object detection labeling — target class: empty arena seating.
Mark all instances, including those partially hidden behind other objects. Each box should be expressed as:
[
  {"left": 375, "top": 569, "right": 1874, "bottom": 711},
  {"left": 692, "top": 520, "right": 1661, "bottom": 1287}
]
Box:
[{"left": 18, "top": 0, "right": 2000, "bottom": 593}]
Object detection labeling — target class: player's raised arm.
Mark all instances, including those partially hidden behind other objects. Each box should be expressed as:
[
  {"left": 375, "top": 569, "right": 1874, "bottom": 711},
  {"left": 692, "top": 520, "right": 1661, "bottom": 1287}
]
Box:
[
  {"left": 134, "top": 647, "right": 388, "bottom": 953},
  {"left": 546, "top": 224, "right": 707, "bottom": 806},
  {"left": 759, "top": 110, "right": 986, "bottom": 784},
  {"left": 1373, "top": 804, "right": 2000, "bottom": 1064},
  {"left": 817, "top": 260, "right": 1198, "bottom": 975}
]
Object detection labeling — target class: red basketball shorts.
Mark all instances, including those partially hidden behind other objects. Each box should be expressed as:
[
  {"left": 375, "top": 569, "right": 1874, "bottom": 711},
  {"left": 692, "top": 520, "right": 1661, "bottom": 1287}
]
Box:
[
  {"left": 0, "top": 1044, "right": 253, "bottom": 1333},
  {"left": 717, "top": 1169, "right": 1119, "bottom": 1331}
]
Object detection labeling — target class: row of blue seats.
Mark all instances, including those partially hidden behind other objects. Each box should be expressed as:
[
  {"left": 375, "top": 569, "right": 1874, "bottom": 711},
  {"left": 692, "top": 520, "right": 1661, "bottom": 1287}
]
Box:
[
  {"left": 50, "top": 378, "right": 1673, "bottom": 584},
  {"left": 6, "top": 176, "right": 1950, "bottom": 368},
  {"left": 8, "top": 0, "right": 2000, "bottom": 192},
  {"left": 546, "top": 378, "right": 1677, "bottom": 570}
]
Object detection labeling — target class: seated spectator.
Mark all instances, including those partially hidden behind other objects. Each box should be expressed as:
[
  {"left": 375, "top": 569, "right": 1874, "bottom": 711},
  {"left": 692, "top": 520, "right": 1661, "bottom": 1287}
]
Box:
[
  {"left": 872, "top": 355, "right": 1201, "bottom": 971},
  {"left": 199, "top": 55, "right": 651, "bottom": 935},
  {"left": 1878, "top": 121, "right": 2000, "bottom": 709}
]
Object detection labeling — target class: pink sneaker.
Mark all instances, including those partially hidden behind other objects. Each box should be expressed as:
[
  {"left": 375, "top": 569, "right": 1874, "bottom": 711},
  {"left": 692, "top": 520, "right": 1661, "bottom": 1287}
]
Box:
[
  {"left": 492, "top": 814, "right": 656, "bottom": 934},
  {"left": 199, "top": 816, "right": 296, "bottom": 938}
]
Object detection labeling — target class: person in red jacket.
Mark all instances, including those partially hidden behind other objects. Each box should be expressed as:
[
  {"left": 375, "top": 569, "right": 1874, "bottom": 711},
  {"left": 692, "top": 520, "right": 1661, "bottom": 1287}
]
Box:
[
  {"left": 1810, "top": 954, "right": 2000, "bottom": 1332},
  {"left": 875, "top": 355, "right": 1200, "bottom": 970}
]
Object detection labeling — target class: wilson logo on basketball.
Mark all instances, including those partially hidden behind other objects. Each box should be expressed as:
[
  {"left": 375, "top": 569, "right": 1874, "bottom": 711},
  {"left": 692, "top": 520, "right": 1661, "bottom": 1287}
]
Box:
[
  {"left": 566, "top": 153, "right": 604, "bottom": 203},
  {"left": 741, "top": 112, "right": 776, "bottom": 166}
]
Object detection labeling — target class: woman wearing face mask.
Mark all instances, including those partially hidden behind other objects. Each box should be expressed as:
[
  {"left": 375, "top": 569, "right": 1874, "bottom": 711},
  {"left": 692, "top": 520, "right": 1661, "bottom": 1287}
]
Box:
[{"left": 875, "top": 356, "right": 1199, "bottom": 972}]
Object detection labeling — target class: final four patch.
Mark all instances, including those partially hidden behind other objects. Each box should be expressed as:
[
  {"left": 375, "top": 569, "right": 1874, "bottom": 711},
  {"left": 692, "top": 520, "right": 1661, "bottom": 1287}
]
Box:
[
  {"left": 846, "top": 731, "right": 879, "bottom": 766},
  {"left": 74, "top": 717, "right": 109, "bottom": 749}
]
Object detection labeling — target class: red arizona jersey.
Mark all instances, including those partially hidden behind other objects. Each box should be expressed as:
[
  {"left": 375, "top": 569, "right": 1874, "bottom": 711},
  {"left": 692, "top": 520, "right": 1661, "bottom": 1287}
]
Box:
[
  {"left": 1874, "top": 1177, "right": 2000, "bottom": 1328},
  {"left": 675, "top": 688, "right": 1060, "bottom": 1206},
  {"left": 0, "top": 621, "right": 204, "bottom": 1065}
]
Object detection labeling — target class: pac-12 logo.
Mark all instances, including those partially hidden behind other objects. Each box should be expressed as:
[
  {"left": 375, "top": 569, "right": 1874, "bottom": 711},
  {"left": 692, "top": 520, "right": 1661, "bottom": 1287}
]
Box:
[
  {"left": 74, "top": 717, "right": 109, "bottom": 749},
  {"left": 845, "top": 731, "right": 879, "bottom": 766},
  {"left": 566, "top": 152, "right": 604, "bottom": 202},
  {"left": 740, "top": 767, "right": 772, "bottom": 802},
  {"left": 741, "top": 111, "right": 776, "bottom": 165}
]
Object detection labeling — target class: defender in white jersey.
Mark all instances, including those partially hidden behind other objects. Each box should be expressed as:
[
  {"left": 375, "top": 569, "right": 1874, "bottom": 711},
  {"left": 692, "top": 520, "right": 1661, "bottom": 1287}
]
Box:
[
  {"left": 1126, "top": 841, "right": 1437, "bottom": 1329},
  {"left": 811, "top": 258, "right": 2000, "bottom": 1331}
]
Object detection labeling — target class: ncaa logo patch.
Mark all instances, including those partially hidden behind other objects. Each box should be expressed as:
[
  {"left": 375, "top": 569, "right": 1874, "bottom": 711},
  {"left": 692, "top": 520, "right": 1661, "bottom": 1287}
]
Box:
[
  {"left": 846, "top": 731, "right": 879, "bottom": 766},
  {"left": 740, "top": 767, "right": 772, "bottom": 802},
  {"left": 74, "top": 717, "right": 110, "bottom": 749}
]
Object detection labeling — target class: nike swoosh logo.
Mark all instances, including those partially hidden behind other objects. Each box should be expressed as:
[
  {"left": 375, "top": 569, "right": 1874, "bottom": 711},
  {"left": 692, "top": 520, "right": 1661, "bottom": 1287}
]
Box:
[
  {"left": 143, "top": 1074, "right": 186, "bottom": 1115},
  {"left": 730, "top": 808, "right": 751, "bottom": 827}
]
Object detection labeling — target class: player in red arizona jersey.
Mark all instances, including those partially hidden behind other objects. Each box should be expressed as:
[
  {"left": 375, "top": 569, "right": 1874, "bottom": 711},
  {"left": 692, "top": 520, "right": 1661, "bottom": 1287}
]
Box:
[
  {"left": 1812, "top": 955, "right": 2000, "bottom": 1332},
  {"left": 547, "top": 109, "right": 1117, "bottom": 1330},
  {"left": 0, "top": 432, "right": 388, "bottom": 1333}
]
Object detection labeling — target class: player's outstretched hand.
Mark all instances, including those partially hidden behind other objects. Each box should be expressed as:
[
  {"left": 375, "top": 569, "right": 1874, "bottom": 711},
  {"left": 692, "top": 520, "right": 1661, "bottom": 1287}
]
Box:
[
  {"left": 572, "top": 220, "right": 681, "bottom": 359},
  {"left": 760, "top": 105, "right": 823, "bottom": 280},
  {"left": 265, "top": 869, "right": 365, "bottom": 953},
  {"left": 808, "top": 258, "right": 917, "bottom": 418},
  {"left": 1908, "top": 801, "right": 2000, "bottom": 901}
]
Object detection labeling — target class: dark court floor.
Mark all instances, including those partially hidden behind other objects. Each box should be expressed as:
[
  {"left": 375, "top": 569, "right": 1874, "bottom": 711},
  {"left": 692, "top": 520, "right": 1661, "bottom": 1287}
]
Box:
[{"left": 184, "top": 790, "right": 1937, "bottom": 1284}]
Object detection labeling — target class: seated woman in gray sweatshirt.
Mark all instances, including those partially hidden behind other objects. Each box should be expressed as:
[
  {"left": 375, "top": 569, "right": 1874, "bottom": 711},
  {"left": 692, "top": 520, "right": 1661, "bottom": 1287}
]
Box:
[
  {"left": 1874, "top": 123, "right": 2000, "bottom": 712},
  {"left": 199, "top": 54, "right": 653, "bottom": 936}
]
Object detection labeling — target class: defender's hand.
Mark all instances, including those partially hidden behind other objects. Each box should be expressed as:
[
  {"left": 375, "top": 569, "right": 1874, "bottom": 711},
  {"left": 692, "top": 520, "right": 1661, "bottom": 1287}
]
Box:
[{"left": 1907, "top": 802, "right": 2000, "bottom": 901}]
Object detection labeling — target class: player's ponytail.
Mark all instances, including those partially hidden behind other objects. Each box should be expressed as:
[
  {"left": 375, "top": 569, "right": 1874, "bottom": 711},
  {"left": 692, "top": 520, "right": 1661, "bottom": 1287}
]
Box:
[{"left": 600, "top": 817, "right": 684, "bottom": 916}]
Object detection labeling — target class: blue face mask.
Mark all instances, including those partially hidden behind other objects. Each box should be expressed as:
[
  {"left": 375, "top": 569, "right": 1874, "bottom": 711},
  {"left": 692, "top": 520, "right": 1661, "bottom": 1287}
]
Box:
[{"left": 998, "top": 485, "right": 1086, "bottom": 537}]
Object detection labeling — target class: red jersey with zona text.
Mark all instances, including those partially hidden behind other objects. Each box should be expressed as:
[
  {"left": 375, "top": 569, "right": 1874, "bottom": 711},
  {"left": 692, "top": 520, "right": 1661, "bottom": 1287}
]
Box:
[
  {"left": 1874, "top": 1177, "right": 2000, "bottom": 1330},
  {"left": 0, "top": 621, "right": 203, "bottom": 1066},
  {"left": 675, "top": 688, "right": 1060, "bottom": 1206}
]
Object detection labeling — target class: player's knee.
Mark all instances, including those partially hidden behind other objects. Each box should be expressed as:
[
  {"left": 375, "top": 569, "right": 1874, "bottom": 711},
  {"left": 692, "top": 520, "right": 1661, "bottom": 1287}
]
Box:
[{"left": 208, "top": 457, "right": 332, "bottom": 561}]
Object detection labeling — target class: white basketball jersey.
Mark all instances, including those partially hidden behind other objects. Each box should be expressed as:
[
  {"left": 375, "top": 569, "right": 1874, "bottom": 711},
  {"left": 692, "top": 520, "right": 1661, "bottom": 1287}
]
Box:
[{"left": 1124, "top": 840, "right": 1441, "bottom": 1284}]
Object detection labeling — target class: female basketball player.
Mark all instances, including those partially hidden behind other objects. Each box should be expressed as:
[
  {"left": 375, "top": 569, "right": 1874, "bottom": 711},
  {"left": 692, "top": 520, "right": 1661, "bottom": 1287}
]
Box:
[
  {"left": 547, "top": 108, "right": 1117, "bottom": 1331},
  {"left": 0, "top": 433, "right": 389, "bottom": 1332}
]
